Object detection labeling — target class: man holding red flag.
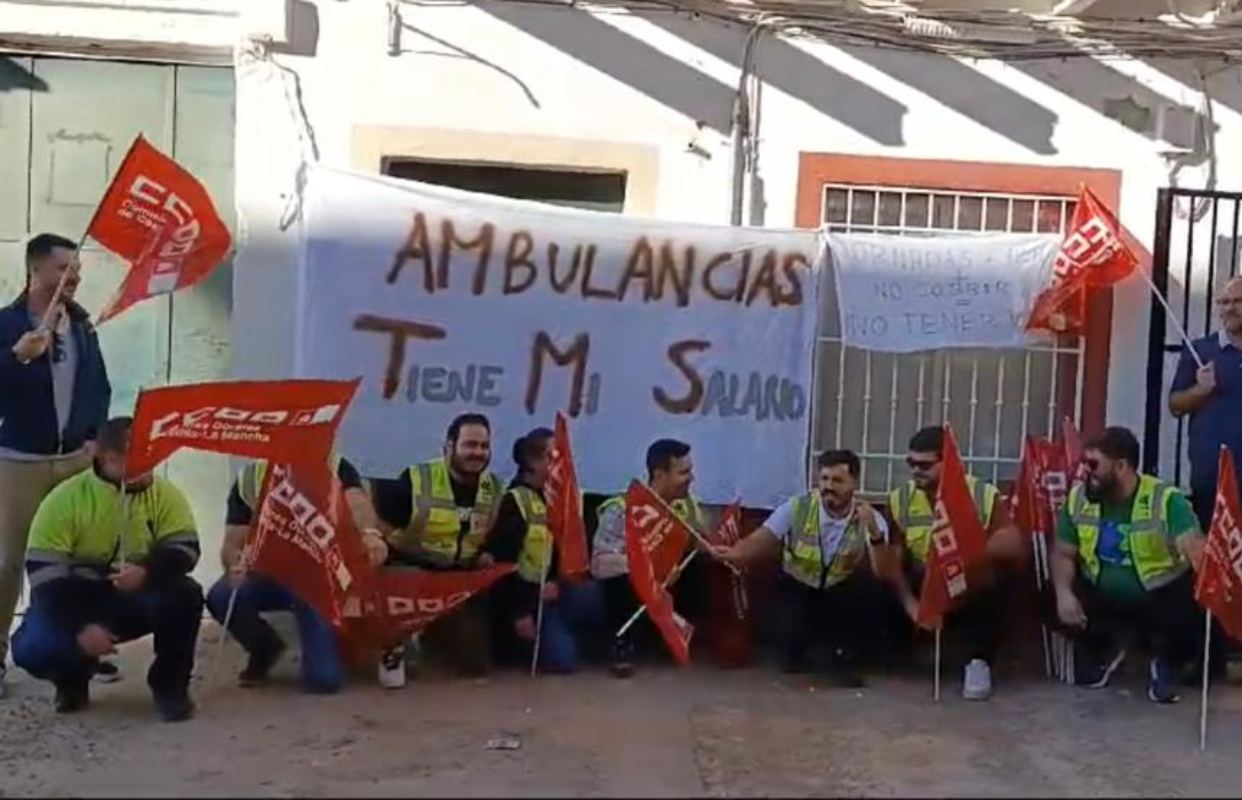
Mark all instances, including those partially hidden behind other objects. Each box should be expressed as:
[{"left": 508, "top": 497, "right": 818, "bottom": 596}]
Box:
[
  {"left": 205, "top": 453, "right": 388, "bottom": 693},
  {"left": 1052, "top": 427, "right": 1207, "bottom": 703},
  {"left": 484, "top": 428, "right": 601, "bottom": 673},
  {"left": 888, "top": 426, "right": 1024, "bottom": 701},
  {"left": 715, "top": 450, "right": 893, "bottom": 686},
  {"left": 0, "top": 234, "right": 113, "bottom": 698},
  {"left": 592, "top": 438, "right": 710, "bottom": 678},
  {"left": 1169, "top": 277, "right": 1242, "bottom": 530},
  {"left": 372, "top": 413, "right": 506, "bottom": 685}
]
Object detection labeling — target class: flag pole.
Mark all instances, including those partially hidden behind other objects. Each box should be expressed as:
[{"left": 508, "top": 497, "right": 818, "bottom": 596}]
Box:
[
  {"left": 41, "top": 132, "right": 129, "bottom": 331},
  {"left": 615, "top": 550, "right": 697, "bottom": 639},
  {"left": 1031, "top": 531, "right": 1052, "bottom": 678},
  {"left": 1200, "top": 611, "right": 1213, "bottom": 752},
  {"left": 209, "top": 541, "right": 250, "bottom": 690},
  {"left": 1139, "top": 267, "right": 1205, "bottom": 369},
  {"left": 209, "top": 580, "right": 242, "bottom": 689},
  {"left": 530, "top": 547, "right": 552, "bottom": 678},
  {"left": 933, "top": 625, "right": 942, "bottom": 702}
]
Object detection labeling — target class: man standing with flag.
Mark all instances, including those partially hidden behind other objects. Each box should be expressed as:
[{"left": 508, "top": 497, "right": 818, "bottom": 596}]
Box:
[
  {"left": 888, "top": 426, "right": 1023, "bottom": 701},
  {"left": 484, "top": 428, "right": 601, "bottom": 673},
  {"left": 1169, "top": 277, "right": 1242, "bottom": 530},
  {"left": 0, "top": 234, "right": 112, "bottom": 699},
  {"left": 372, "top": 413, "right": 505, "bottom": 685},
  {"left": 592, "top": 439, "right": 709, "bottom": 678},
  {"left": 10, "top": 418, "right": 201, "bottom": 721},
  {"left": 205, "top": 454, "right": 388, "bottom": 693},
  {"left": 1051, "top": 426, "right": 1207, "bottom": 703},
  {"left": 714, "top": 450, "right": 893, "bottom": 686}
]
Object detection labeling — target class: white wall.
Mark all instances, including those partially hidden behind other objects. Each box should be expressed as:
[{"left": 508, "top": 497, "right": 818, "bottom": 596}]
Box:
[
  {"left": 9, "top": 0, "right": 1238, "bottom": 476},
  {"left": 229, "top": 1, "right": 1242, "bottom": 453}
]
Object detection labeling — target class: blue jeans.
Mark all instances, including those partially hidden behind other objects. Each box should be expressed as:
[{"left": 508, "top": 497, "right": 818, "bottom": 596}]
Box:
[
  {"left": 533, "top": 580, "right": 604, "bottom": 674},
  {"left": 206, "top": 575, "right": 342, "bottom": 694},
  {"left": 13, "top": 576, "right": 203, "bottom": 696}
]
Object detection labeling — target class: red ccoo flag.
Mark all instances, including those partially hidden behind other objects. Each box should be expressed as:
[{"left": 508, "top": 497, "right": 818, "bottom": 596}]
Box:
[
  {"left": 624, "top": 480, "right": 694, "bottom": 664},
  {"left": 545, "top": 412, "right": 589, "bottom": 581},
  {"left": 125, "top": 378, "right": 359, "bottom": 479},
  {"left": 1195, "top": 448, "right": 1242, "bottom": 640},
  {"left": 247, "top": 459, "right": 376, "bottom": 631},
  {"left": 1011, "top": 435, "right": 1071, "bottom": 539},
  {"left": 918, "top": 426, "right": 990, "bottom": 627},
  {"left": 346, "top": 564, "right": 516, "bottom": 644},
  {"left": 88, "top": 135, "right": 232, "bottom": 324},
  {"left": 1028, "top": 186, "right": 1138, "bottom": 335}
]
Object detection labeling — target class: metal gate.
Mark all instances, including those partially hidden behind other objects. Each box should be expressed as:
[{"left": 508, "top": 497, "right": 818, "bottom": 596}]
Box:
[
  {"left": 1142, "top": 188, "right": 1242, "bottom": 485},
  {"left": 815, "top": 183, "right": 1083, "bottom": 496}
]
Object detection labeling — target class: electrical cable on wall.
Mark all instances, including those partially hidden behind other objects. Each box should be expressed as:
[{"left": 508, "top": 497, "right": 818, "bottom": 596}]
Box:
[
  {"left": 483, "top": 0, "right": 1242, "bottom": 60},
  {"left": 236, "top": 34, "right": 321, "bottom": 232}
]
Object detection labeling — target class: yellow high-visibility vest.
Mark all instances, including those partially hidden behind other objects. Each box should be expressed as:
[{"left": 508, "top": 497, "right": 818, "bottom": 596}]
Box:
[{"left": 1068, "top": 474, "right": 1188, "bottom": 591}]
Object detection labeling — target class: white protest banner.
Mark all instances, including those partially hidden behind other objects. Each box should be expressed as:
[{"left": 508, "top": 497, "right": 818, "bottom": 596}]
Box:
[
  {"left": 828, "top": 233, "right": 1059, "bottom": 353},
  {"left": 297, "top": 167, "right": 821, "bottom": 507}
]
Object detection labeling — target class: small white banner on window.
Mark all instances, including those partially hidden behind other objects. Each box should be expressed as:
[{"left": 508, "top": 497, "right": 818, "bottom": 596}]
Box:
[{"left": 828, "top": 232, "right": 1059, "bottom": 353}]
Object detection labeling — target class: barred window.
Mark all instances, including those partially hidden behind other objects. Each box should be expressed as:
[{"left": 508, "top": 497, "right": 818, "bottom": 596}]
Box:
[{"left": 814, "top": 184, "right": 1082, "bottom": 496}]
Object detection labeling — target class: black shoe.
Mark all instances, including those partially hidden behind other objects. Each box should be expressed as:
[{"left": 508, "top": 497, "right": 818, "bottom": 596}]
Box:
[
  {"left": 781, "top": 650, "right": 813, "bottom": 675},
  {"left": 610, "top": 637, "right": 635, "bottom": 679},
  {"left": 826, "top": 649, "right": 866, "bottom": 688},
  {"left": 54, "top": 681, "right": 90, "bottom": 714},
  {"left": 827, "top": 664, "right": 866, "bottom": 689},
  {"left": 239, "top": 639, "right": 286, "bottom": 688},
  {"left": 154, "top": 692, "right": 196, "bottom": 723}
]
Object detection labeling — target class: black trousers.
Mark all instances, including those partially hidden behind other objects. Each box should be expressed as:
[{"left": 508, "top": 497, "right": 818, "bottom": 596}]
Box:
[
  {"left": 601, "top": 554, "right": 706, "bottom": 648},
  {"left": 906, "top": 564, "right": 1008, "bottom": 665},
  {"left": 13, "top": 575, "right": 203, "bottom": 696},
  {"left": 1060, "top": 572, "right": 1204, "bottom": 670},
  {"left": 774, "top": 569, "right": 895, "bottom": 667}
]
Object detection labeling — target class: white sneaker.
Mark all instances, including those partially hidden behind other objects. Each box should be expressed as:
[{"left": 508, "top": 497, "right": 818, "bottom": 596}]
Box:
[
  {"left": 378, "top": 644, "right": 407, "bottom": 689},
  {"left": 962, "top": 659, "right": 993, "bottom": 701}
]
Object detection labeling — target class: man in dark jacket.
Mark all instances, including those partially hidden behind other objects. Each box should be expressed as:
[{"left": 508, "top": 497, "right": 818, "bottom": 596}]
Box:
[{"left": 0, "top": 233, "right": 111, "bottom": 698}]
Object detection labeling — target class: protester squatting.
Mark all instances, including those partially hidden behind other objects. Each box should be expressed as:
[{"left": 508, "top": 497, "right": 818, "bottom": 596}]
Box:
[
  {"left": 484, "top": 428, "right": 601, "bottom": 673},
  {"left": 591, "top": 438, "right": 710, "bottom": 678},
  {"left": 373, "top": 413, "right": 505, "bottom": 686},
  {"left": 714, "top": 449, "right": 893, "bottom": 687},
  {"left": 1052, "top": 427, "right": 1208, "bottom": 703},
  {"left": 11, "top": 418, "right": 201, "bottom": 721},
  {"left": 206, "top": 454, "right": 389, "bottom": 693},
  {"left": 887, "top": 426, "right": 1024, "bottom": 701}
]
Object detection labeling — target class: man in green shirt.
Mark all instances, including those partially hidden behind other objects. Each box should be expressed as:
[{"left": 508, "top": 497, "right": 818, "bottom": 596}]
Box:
[
  {"left": 1051, "top": 426, "right": 1206, "bottom": 704},
  {"left": 10, "top": 417, "right": 203, "bottom": 721}
]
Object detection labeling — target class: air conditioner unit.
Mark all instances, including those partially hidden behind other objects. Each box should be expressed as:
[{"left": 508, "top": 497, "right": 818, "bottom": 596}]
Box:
[{"left": 1155, "top": 102, "right": 1201, "bottom": 153}]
